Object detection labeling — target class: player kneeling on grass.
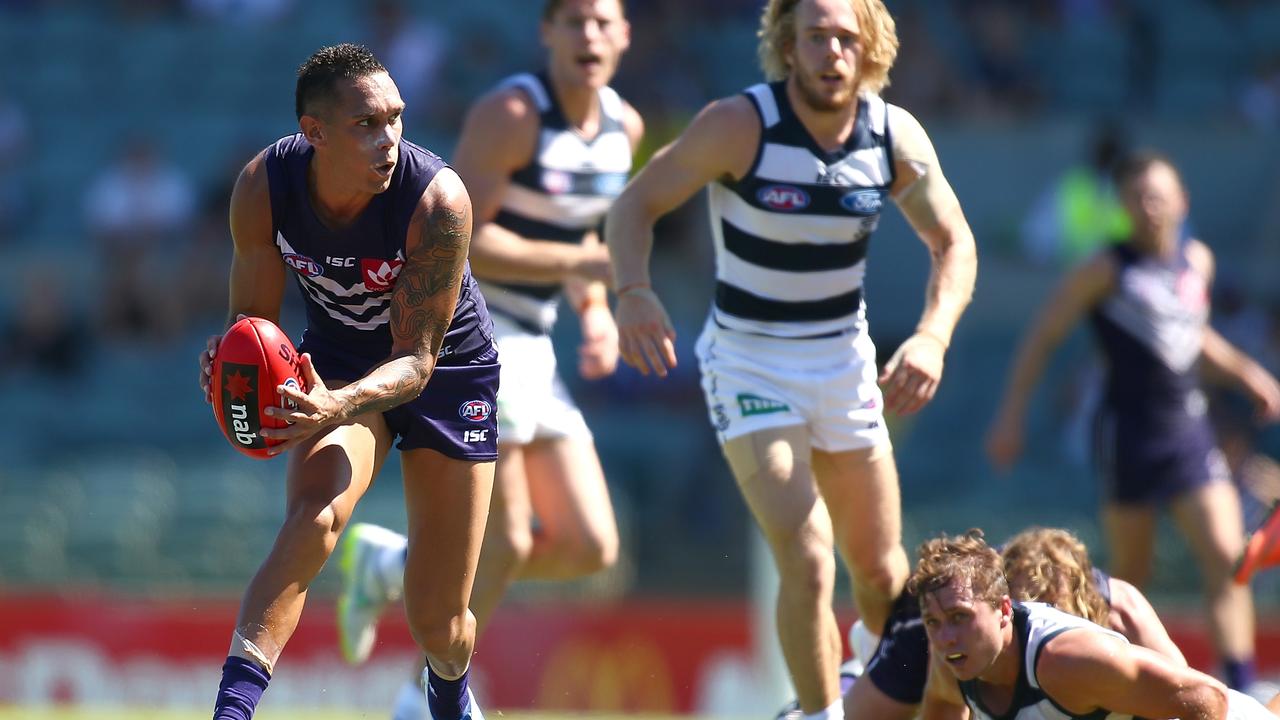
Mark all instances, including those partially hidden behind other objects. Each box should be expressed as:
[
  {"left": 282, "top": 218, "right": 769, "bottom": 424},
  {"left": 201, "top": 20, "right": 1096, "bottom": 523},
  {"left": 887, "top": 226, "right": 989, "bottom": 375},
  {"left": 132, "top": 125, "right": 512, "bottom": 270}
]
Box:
[{"left": 914, "top": 529, "right": 1277, "bottom": 720}]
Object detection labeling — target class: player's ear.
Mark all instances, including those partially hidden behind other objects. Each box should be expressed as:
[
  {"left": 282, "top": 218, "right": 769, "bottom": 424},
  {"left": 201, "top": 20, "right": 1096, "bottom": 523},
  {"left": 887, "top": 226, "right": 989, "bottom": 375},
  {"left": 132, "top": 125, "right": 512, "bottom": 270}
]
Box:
[
  {"left": 300, "top": 115, "right": 325, "bottom": 146},
  {"left": 999, "top": 596, "right": 1012, "bottom": 626}
]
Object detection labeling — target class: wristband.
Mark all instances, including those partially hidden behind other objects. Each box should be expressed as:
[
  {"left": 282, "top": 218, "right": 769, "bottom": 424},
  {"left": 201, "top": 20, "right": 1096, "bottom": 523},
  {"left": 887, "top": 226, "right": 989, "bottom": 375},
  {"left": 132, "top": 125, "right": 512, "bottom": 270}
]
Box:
[
  {"left": 577, "top": 296, "right": 605, "bottom": 314},
  {"left": 615, "top": 282, "right": 651, "bottom": 298},
  {"left": 915, "top": 328, "right": 950, "bottom": 350}
]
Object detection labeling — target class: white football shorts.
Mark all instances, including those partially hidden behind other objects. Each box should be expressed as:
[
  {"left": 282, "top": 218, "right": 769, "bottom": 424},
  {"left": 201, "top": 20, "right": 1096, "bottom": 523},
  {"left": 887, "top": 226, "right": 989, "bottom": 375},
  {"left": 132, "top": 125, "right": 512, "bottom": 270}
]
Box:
[
  {"left": 491, "top": 313, "right": 591, "bottom": 446},
  {"left": 694, "top": 317, "right": 890, "bottom": 453}
]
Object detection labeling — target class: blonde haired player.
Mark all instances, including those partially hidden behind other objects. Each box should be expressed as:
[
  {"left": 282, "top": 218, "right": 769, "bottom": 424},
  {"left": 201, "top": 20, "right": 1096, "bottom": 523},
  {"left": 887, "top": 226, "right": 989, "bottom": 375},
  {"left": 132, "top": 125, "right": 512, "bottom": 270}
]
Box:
[
  {"left": 605, "top": 1, "right": 977, "bottom": 717},
  {"left": 913, "top": 530, "right": 1278, "bottom": 720}
]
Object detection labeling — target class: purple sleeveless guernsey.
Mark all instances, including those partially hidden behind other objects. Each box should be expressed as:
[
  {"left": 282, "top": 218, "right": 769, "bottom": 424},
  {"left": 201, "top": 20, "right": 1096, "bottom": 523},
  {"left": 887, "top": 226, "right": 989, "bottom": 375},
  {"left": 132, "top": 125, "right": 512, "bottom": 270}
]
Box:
[
  {"left": 262, "top": 133, "right": 499, "bottom": 460},
  {"left": 1088, "top": 240, "right": 1226, "bottom": 503}
]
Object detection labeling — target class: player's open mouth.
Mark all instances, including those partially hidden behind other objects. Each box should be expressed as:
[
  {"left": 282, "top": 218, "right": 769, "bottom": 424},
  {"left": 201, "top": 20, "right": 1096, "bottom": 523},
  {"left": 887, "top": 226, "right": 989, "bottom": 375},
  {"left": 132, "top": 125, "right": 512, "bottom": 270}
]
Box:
[
  {"left": 577, "top": 54, "right": 603, "bottom": 69},
  {"left": 374, "top": 161, "right": 395, "bottom": 177},
  {"left": 946, "top": 652, "right": 966, "bottom": 665},
  {"left": 819, "top": 72, "right": 843, "bottom": 83}
]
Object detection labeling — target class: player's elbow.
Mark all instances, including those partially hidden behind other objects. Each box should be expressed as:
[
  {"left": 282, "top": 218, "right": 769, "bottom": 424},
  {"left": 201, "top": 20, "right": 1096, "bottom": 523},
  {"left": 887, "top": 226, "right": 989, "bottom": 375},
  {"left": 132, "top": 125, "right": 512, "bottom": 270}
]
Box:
[{"left": 1176, "top": 681, "right": 1228, "bottom": 719}]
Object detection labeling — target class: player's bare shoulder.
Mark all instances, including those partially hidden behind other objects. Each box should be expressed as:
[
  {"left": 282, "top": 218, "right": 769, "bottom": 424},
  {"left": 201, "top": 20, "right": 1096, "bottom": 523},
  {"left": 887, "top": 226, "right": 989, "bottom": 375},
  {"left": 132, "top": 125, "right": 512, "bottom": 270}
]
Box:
[
  {"left": 412, "top": 167, "right": 473, "bottom": 259},
  {"left": 230, "top": 149, "right": 274, "bottom": 249},
  {"left": 463, "top": 84, "right": 541, "bottom": 147},
  {"left": 885, "top": 103, "right": 941, "bottom": 190},
  {"left": 683, "top": 94, "right": 761, "bottom": 182},
  {"left": 621, "top": 99, "right": 645, "bottom": 149}
]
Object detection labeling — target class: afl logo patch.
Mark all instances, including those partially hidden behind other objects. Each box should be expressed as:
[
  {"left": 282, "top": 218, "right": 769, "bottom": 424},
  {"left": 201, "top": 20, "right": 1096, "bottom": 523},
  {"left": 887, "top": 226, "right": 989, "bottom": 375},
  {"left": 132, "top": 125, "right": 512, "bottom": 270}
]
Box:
[
  {"left": 757, "top": 184, "right": 810, "bottom": 211},
  {"left": 283, "top": 253, "right": 323, "bottom": 277},
  {"left": 542, "top": 169, "right": 572, "bottom": 195},
  {"left": 459, "top": 399, "right": 492, "bottom": 422},
  {"left": 840, "top": 189, "right": 884, "bottom": 215}
]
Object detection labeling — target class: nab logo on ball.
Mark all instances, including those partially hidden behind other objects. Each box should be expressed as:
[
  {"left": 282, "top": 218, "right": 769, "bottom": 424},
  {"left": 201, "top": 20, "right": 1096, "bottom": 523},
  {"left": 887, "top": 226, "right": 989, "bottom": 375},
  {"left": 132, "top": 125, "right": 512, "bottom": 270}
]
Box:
[
  {"left": 459, "top": 399, "right": 492, "bottom": 423},
  {"left": 221, "top": 363, "right": 265, "bottom": 449},
  {"left": 757, "top": 184, "right": 810, "bottom": 212}
]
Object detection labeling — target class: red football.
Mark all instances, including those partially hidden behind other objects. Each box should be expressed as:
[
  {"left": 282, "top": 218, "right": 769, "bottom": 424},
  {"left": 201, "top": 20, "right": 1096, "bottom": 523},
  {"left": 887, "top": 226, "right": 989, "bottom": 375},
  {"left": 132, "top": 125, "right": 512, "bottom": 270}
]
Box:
[{"left": 211, "top": 317, "right": 307, "bottom": 459}]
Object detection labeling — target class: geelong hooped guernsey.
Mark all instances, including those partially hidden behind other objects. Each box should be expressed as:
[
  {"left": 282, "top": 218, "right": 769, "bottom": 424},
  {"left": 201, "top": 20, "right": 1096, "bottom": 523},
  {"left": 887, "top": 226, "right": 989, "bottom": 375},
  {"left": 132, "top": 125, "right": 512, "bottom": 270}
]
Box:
[
  {"left": 263, "top": 133, "right": 490, "bottom": 363},
  {"left": 477, "top": 72, "right": 632, "bottom": 334},
  {"left": 959, "top": 603, "right": 1132, "bottom": 720},
  {"left": 708, "top": 81, "right": 896, "bottom": 339}
]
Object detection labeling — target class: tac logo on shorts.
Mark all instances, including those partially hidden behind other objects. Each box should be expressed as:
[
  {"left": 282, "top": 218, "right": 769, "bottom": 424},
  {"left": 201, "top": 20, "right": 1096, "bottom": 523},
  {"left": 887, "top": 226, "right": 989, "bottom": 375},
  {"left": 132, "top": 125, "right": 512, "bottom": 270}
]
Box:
[
  {"left": 757, "top": 184, "right": 810, "bottom": 212},
  {"left": 459, "top": 399, "right": 493, "bottom": 422},
  {"left": 362, "top": 258, "right": 403, "bottom": 291},
  {"left": 283, "top": 253, "right": 323, "bottom": 277},
  {"left": 840, "top": 189, "right": 885, "bottom": 215},
  {"left": 737, "top": 393, "right": 790, "bottom": 417}
]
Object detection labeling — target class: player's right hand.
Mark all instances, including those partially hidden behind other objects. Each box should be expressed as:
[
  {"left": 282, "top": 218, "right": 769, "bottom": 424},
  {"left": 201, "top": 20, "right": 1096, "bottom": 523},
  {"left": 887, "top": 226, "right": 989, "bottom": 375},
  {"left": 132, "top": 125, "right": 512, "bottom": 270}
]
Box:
[
  {"left": 984, "top": 413, "right": 1024, "bottom": 472},
  {"left": 199, "top": 334, "right": 220, "bottom": 404},
  {"left": 615, "top": 288, "right": 677, "bottom": 378}
]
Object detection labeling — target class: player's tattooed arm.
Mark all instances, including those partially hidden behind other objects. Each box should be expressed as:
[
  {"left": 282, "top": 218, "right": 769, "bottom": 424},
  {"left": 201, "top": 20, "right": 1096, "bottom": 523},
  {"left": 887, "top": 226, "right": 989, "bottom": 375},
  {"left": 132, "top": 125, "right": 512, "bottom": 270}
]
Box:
[{"left": 331, "top": 169, "right": 473, "bottom": 419}]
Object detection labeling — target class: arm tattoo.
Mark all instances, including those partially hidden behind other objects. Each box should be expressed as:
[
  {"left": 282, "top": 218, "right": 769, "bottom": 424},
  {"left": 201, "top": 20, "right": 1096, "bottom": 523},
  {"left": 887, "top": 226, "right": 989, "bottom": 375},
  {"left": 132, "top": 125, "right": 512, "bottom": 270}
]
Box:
[{"left": 336, "top": 184, "right": 473, "bottom": 419}]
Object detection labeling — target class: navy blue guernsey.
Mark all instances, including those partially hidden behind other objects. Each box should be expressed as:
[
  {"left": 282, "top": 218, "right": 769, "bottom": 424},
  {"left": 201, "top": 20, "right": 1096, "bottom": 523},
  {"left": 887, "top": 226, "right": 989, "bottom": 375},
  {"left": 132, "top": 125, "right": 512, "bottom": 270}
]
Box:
[{"left": 263, "top": 133, "right": 491, "bottom": 366}]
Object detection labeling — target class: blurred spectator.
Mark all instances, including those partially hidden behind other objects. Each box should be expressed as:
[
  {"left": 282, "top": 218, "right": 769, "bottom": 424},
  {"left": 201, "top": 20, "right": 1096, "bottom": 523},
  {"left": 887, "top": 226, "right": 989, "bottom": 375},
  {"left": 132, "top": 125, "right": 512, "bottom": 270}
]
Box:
[
  {"left": 84, "top": 137, "right": 195, "bottom": 342},
  {"left": 0, "top": 261, "right": 87, "bottom": 379},
  {"left": 367, "top": 0, "right": 448, "bottom": 132},
  {"left": 0, "top": 85, "right": 30, "bottom": 243},
  {"left": 957, "top": 0, "right": 1041, "bottom": 117},
  {"left": 1020, "top": 121, "right": 1131, "bottom": 267},
  {"left": 1239, "top": 54, "right": 1280, "bottom": 130}
]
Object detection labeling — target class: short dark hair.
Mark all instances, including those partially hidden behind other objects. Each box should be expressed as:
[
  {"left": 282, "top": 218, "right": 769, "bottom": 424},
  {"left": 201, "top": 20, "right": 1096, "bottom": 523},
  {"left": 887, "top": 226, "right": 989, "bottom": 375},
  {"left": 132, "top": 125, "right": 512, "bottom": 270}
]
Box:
[
  {"left": 1111, "top": 149, "right": 1182, "bottom": 190},
  {"left": 295, "top": 43, "right": 387, "bottom": 120},
  {"left": 542, "top": 0, "right": 626, "bottom": 22}
]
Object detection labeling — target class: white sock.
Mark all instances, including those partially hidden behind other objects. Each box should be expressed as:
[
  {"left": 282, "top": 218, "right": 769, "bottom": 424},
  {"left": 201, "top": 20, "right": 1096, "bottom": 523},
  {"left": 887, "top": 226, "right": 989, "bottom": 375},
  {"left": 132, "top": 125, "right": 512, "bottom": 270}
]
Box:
[
  {"left": 802, "top": 697, "right": 844, "bottom": 720},
  {"left": 390, "top": 678, "right": 427, "bottom": 720}
]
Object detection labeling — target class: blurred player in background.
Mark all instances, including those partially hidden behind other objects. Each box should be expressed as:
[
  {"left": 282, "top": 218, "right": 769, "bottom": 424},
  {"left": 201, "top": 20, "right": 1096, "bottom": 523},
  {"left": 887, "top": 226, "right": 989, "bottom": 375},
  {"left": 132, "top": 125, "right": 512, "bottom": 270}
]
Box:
[
  {"left": 913, "top": 529, "right": 1278, "bottom": 720},
  {"left": 334, "top": 1, "right": 641, "bottom": 717},
  {"left": 775, "top": 525, "right": 1184, "bottom": 720},
  {"left": 987, "top": 151, "right": 1280, "bottom": 692},
  {"left": 197, "top": 44, "right": 496, "bottom": 720},
  {"left": 605, "top": 0, "right": 978, "bottom": 716}
]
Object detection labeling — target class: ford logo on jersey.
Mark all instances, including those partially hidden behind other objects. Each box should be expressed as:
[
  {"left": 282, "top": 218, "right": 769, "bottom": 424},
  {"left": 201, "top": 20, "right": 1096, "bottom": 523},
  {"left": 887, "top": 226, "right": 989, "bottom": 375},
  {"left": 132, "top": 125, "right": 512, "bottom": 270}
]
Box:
[
  {"left": 757, "top": 184, "right": 810, "bottom": 211},
  {"left": 459, "top": 399, "right": 492, "bottom": 422},
  {"left": 282, "top": 253, "right": 323, "bottom": 277},
  {"left": 840, "top": 189, "right": 885, "bottom": 215}
]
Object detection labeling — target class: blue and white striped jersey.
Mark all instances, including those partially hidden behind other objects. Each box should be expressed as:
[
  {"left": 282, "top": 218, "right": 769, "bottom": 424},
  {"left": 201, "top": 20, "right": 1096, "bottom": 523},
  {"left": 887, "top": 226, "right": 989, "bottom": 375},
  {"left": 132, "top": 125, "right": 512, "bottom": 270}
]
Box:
[
  {"left": 707, "top": 81, "right": 895, "bottom": 339},
  {"left": 477, "top": 72, "right": 632, "bottom": 334}
]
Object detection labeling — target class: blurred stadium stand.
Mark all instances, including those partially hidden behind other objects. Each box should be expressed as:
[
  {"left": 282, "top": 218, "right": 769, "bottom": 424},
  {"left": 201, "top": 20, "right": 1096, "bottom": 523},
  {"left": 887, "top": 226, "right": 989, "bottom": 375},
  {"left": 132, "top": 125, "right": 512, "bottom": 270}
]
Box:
[{"left": 1, "top": 0, "right": 1279, "bottom": 612}]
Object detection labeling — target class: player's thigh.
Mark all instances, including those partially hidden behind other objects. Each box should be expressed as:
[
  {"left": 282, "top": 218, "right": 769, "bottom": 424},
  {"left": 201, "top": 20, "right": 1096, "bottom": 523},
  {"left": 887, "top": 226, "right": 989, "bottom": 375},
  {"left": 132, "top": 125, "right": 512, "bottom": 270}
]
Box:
[
  {"left": 1101, "top": 502, "right": 1158, "bottom": 584},
  {"left": 489, "top": 443, "right": 535, "bottom": 539},
  {"left": 844, "top": 672, "right": 918, "bottom": 720},
  {"left": 401, "top": 449, "right": 496, "bottom": 610},
  {"left": 723, "top": 425, "right": 830, "bottom": 545},
  {"left": 1171, "top": 476, "right": 1246, "bottom": 570},
  {"left": 523, "top": 435, "right": 617, "bottom": 543},
  {"left": 812, "top": 445, "right": 901, "bottom": 571},
  {"left": 284, "top": 405, "right": 393, "bottom": 520}
]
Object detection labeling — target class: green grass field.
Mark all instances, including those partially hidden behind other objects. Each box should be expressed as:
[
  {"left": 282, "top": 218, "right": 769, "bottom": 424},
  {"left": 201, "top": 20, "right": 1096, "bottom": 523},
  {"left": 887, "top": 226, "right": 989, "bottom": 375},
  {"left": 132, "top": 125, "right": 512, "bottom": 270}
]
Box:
[{"left": 0, "top": 711, "right": 726, "bottom": 720}]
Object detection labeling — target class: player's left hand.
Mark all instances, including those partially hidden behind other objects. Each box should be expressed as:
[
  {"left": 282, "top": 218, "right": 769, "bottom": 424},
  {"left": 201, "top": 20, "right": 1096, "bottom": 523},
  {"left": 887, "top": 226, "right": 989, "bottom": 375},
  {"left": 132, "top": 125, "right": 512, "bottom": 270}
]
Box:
[
  {"left": 879, "top": 331, "right": 947, "bottom": 415},
  {"left": 261, "top": 353, "right": 346, "bottom": 455},
  {"left": 578, "top": 304, "right": 619, "bottom": 380}
]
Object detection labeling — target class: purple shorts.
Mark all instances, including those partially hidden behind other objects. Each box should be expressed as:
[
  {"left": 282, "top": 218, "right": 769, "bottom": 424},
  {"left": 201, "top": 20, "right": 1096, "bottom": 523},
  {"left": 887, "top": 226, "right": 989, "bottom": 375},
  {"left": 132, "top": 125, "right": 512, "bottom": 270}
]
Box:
[{"left": 300, "top": 336, "right": 499, "bottom": 462}]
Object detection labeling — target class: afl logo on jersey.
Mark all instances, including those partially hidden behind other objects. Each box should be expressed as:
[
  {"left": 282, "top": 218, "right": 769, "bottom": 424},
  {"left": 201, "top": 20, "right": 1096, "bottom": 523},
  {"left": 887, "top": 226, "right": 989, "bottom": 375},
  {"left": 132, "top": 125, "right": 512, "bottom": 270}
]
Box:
[
  {"left": 283, "top": 253, "right": 323, "bottom": 277},
  {"left": 542, "top": 169, "right": 573, "bottom": 195},
  {"left": 840, "top": 189, "right": 884, "bottom": 215},
  {"left": 757, "top": 185, "right": 810, "bottom": 211},
  {"left": 459, "top": 399, "right": 492, "bottom": 422}
]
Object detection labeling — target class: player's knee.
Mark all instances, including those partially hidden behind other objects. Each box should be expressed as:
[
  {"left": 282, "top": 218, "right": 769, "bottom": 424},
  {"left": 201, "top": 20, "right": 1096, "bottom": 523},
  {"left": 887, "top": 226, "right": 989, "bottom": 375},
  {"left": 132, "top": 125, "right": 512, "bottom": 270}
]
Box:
[
  {"left": 490, "top": 523, "right": 535, "bottom": 571},
  {"left": 848, "top": 557, "right": 904, "bottom": 600},
  {"left": 774, "top": 531, "right": 836, "bottom": 598},
  {"left": 406, "top": 606, "right": 472, "bottom": 661},
  {"left": 282, "top": 500, "right": 346, "bottom": 558},
  {"left": 555, "top": 524, "right": 619, "bottom": 576}
]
